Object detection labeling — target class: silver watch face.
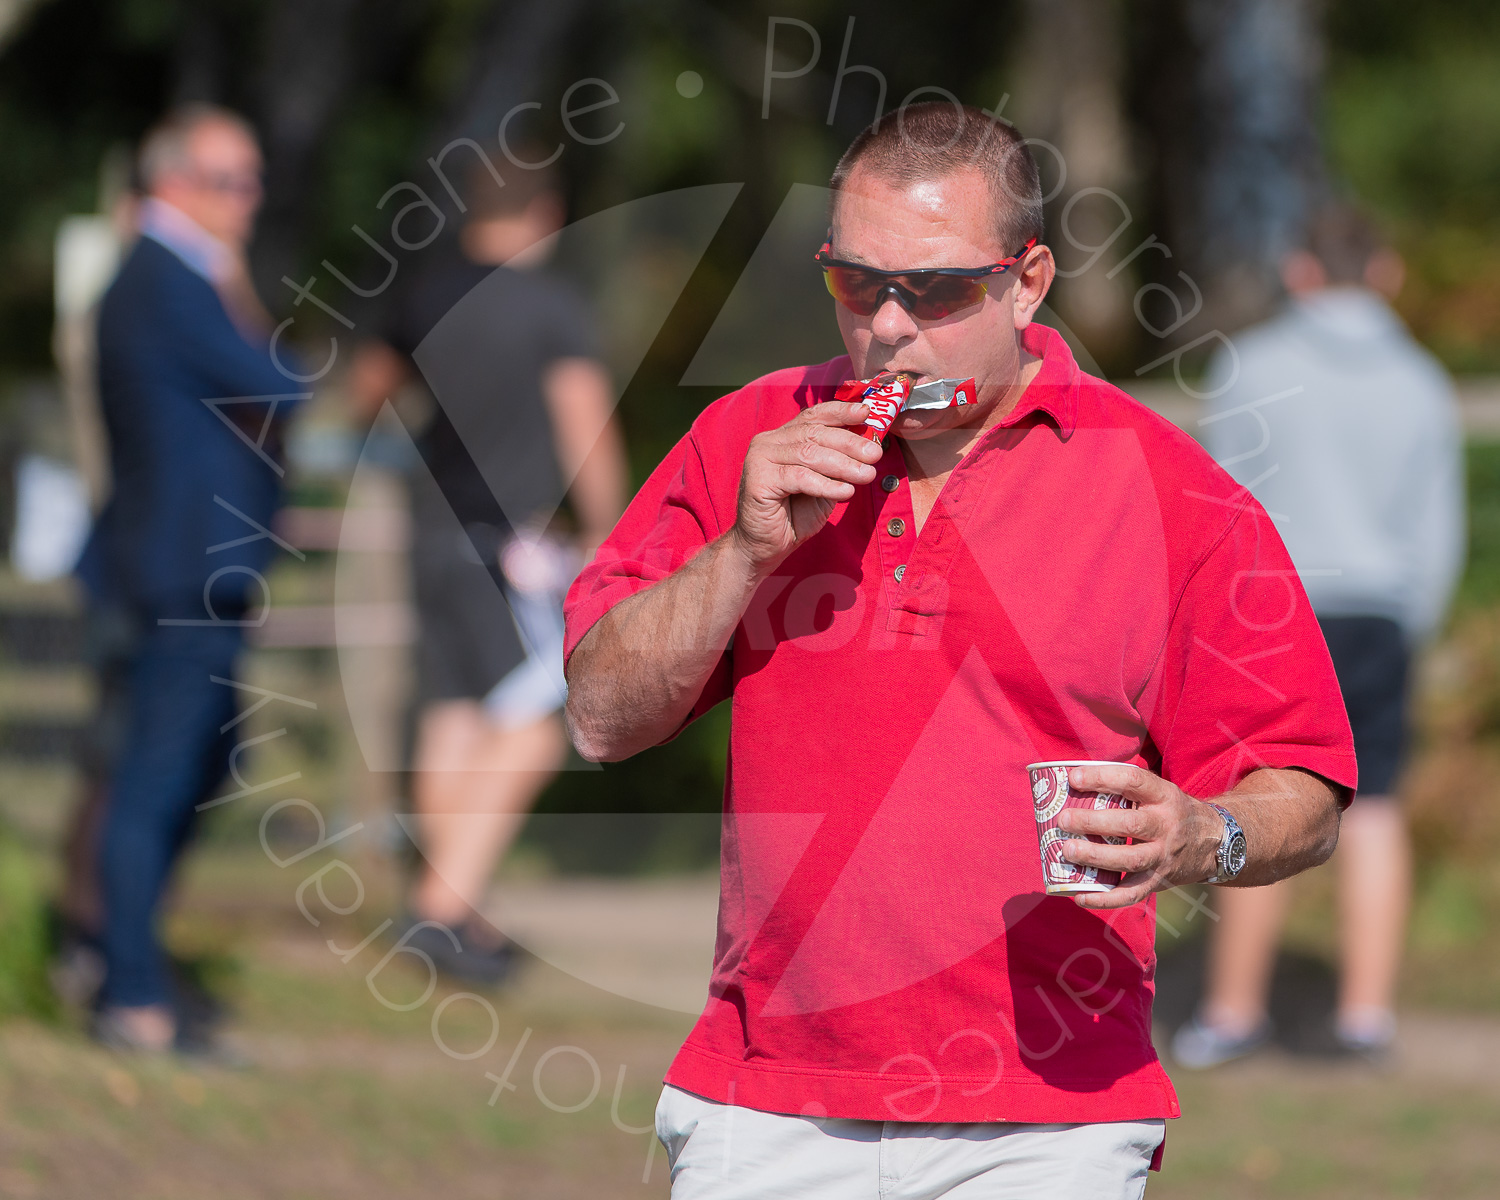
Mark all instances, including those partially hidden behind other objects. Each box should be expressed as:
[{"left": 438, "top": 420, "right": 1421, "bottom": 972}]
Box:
[{"left": 1225, "top": 830, "right": 1248, "bottom": 877}]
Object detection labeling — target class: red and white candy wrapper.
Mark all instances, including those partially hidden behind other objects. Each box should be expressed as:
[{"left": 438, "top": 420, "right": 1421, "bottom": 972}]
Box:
[
  {"left": 833, "top": 373, "right": 978, "bottom": 447},
  {"left": 1026, "top": 760, "right": 1135, "bottom": 896}
]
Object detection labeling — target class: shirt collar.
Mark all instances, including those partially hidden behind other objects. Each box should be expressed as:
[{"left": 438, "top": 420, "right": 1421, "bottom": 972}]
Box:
[
  {"left": 994, "top": 322, "right": 1080, "bottom": 437},
  {"left": 138, "top": 197, "right": 236, "bottom": 286}
]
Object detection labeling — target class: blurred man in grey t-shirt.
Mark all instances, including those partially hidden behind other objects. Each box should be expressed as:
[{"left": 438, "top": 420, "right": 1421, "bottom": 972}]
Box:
[{"left": 1175, "top": 205, "right": 1465, "bottom": 1066}]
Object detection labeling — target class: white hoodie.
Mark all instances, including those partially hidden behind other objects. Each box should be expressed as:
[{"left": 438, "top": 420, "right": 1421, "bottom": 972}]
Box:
[{"left": 1201, "top": 287, "right": 1465, "bottom": 642}]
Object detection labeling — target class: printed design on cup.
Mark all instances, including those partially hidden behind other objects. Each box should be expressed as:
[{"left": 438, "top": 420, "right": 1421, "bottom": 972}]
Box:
[
  {"left": 1032, "top": 765, "right": 1069, "bottom": 822},
  {"left": 1027, "top": 761, "right": 1132, "bottom": 896},
  {"left": 1039, "top": 827, "right": 1097, "bottom": 887},
  {"left": 1094, "top": 791, "right": 1128, "bottom": 845}
]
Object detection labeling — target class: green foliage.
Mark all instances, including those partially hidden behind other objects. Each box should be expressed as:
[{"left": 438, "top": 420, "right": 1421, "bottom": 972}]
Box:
[
  {"left": 1410, "top": 861, "right": 1488, "bottom": 950},
  {"left": 1326, "top": 40, "right": 1500, "bottom": 371},
  {"left": 1452, "top": 441, "right": 1500, "bottom": 614},
  {"left": 0, "top": 821, "right": 57, "bottom": 1021},
  {"left": 1328, "top": 51, "right": 1500, "bottom": 230}
]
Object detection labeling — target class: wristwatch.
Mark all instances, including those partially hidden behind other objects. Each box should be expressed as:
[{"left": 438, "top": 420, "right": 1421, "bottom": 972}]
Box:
[{"left": 1204, "top": 802, "right": 1247, "bottom": 884}]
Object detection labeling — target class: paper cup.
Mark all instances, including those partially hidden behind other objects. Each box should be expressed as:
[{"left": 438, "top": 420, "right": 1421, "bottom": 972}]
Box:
[{"left": 1026, "top": 760, "right": 1134, "bottom": 896}]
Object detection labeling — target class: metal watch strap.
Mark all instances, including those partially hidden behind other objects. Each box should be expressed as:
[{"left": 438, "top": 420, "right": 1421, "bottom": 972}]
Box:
[{"left": 1205, "top": 802, "right": 1245, "bottom": 884}]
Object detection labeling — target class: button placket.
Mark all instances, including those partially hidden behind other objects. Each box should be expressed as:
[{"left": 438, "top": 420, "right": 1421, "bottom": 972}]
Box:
[
  {"left": 882, "top": 435, "right": 1000, "bottom": 634},
  {"left": 872, "top": 449, "right": 913, "bottom": 605}
]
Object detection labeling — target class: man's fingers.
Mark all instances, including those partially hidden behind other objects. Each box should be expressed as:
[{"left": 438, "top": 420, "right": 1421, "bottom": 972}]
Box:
[
  {"left": 775, "top": 465, "right": 857, "bottom": 502},
  {"left": 763, "top": 436, "right": 878, "bottom": 485},
  {"left": 800, "top": 400, "right": 874, "bottom": 428},
  {"left": 801, "top": 422, "right": 886, "bottom": 463},
  {"left": 1073, "top": 873, "right": 1158, "bottom": 910},
  {"left": 778, "top": 416, "right": 884, "bottom": 467},
  {"left": 1058, "top": 835, "right": 1156, "bottom": 876},
  {"left": 1054, "top": 806, "right": 1146, "bottom": 840},
  {"left": 1067, "top": 763, "right": 1163, "bottom": 803}
]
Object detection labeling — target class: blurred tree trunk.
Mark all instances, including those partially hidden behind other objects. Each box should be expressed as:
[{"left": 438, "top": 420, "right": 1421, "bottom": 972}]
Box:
[
  {"left": 251, "top": 0, "right": 364, "bottom": 299},
  {"left": 434, "top": 0, "right": 591, "bottom": 153},
  {"left": 1012, "top": 0, "right": 1136, "bottom": 369},
  {"left": 1139, "top": 0, "right": 1328, "bottom": 339},
  {"left": 170, "top": 5, "right": 230, "bottom": 107}
]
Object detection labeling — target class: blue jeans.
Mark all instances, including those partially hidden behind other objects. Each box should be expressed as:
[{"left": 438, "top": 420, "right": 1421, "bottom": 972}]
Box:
[{"left": 98, "top": 618, "right": 242, "bottom": 1007}]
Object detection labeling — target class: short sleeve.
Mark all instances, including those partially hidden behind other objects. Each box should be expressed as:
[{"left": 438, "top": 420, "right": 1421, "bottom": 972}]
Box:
[
  {"left": 539, "top": 279, "right": 603, "bottom": 365},
  {"left": 563, "top": 428, "right": 733, "bottom": 730},
  {"left": 1148, "top": 499, "right": 1358, "bottom": 802}
]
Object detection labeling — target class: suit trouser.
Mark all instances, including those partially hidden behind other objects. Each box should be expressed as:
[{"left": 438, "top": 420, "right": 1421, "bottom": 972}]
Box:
[{"left": 98, "top": 619, "right": 242, "bottom": 1007}]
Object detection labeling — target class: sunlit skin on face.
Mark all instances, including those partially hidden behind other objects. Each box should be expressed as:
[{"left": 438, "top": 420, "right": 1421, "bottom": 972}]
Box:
[
  {"left": 152, "top": 119, "right": 264, "bottom": 248},
  {"left": 459, "top": 193, "right": 566, "bottom": 268},
  {"left": 830, "top": 164, "right": 1056, "bottom": 452}
]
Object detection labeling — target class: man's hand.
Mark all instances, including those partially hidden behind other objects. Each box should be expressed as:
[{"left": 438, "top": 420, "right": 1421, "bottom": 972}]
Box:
[
  {"left": 1054, "top": 763, "right": 1224, "bottom": 910},
  {"left": 1053, "top": 762, "right": 1342, "bottom": 909},
  {"left": 732, "top": 401, "right": 884, "bottom": 571},
  {"left": 568, "top": 400, "right": 881, "bottom": 761}
]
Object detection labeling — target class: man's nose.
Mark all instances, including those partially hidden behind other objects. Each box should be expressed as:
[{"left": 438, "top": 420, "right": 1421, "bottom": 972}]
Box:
[{"left": 870, "top": 289, "right": 918, "bottom": 343}]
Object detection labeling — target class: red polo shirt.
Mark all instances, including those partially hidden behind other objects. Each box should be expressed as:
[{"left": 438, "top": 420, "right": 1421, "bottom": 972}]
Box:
[{"left": 564, "top": 323, "right": 1356, "bottom": 1128}]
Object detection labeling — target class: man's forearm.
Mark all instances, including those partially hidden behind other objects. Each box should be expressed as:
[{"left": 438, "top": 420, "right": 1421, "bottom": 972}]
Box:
[
  {"left": 565, "top": 531, "right": 764, "bottom": 761},
  {"left": 1215, "top": 767, "right": 1342, "bottom": 887}
]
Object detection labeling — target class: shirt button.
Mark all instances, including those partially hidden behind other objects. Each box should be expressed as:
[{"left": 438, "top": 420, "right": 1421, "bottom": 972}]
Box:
[
  {"left": 886, "top": 518, "right": 906, "bottom": 537},
  {"left": 894, "top": 564, "right": 907, "bottom": 582},
  {"left": 881, "top": 474, "right": 900, "bottom": 493}
]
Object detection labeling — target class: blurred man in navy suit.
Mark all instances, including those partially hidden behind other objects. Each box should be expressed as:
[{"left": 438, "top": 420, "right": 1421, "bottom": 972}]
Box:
[{"left": 75, "top": 105, "right": 299, "bottom": 1053}]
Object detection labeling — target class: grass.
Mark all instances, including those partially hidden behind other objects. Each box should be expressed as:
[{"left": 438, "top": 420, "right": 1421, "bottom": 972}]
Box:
[
  {"left": 0, "top": 820, "right": 55, "bottom": 1021},
  {"left": 0, "top": 842, "right": 688, "bottom": 1199},
  {"left": 1158, "top": 1071, "right": 1500, "bottom": 1199},
  {"left": 1, "top": 865, "right": 1498, "bottom": 1198},
  {"left": 1452, "top": 442, "right": 1500, "bottom": 615}
]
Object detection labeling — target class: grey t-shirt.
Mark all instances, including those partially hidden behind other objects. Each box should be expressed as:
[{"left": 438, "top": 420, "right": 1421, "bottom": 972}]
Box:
[{"left": 386, "top": 251, "right": 601, "bottom": 533}]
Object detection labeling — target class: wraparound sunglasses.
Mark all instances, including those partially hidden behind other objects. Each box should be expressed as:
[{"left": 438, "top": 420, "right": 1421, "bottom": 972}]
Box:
[{"left": 814, "top": 235, "right": 1037, "bottom": 320}]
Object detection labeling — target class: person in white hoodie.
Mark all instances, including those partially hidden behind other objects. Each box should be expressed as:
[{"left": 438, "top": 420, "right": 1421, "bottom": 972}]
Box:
[{"left": 1174, "top": 204, "right": 1466, "bottom": 1066}]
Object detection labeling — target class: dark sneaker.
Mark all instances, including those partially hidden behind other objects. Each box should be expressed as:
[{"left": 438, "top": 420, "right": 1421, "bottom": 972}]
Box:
[
  {"left": 1330, "top": 1019, "right": 1396, "bottom": 1065},
  {"left": 396, "top": 914, "right": 520, "bottom": 986},
  {"left": 1170, "top": 1014, "right": 1273, "bottom": 1069},
  {"left": 90, "top": 1007, "right": 246, "bottom": 1067}
]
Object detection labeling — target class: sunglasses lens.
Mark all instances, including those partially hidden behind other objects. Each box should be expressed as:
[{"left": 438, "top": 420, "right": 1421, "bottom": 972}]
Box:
[
  {"left": 822, "top": 267, "right": 883, "bottom": 315},
  {"left": 900, "top": 274, "right": 988, "bottom": 319},
  {"left": 822, "top": 267, "right": 988, "bottom": 319}
]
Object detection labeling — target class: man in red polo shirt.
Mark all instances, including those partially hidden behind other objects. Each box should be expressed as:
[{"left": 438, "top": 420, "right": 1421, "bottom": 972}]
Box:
[{"left": 564, "top": 103, "right": 1356, "bottom": 1199}]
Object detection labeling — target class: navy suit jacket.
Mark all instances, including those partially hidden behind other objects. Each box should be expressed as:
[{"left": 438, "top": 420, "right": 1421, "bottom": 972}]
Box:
[{"left": 77, "top": 237, "right": 299, "bottom": 616}]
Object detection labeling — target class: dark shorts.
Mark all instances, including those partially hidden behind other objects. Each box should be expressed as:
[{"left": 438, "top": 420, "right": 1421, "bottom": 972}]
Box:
[
  {"left": 412, "top": 522, "right": 527, "bottom": 707},
  {"left": 1318, "top": 616, "right": 1409, "bottom": 796}
]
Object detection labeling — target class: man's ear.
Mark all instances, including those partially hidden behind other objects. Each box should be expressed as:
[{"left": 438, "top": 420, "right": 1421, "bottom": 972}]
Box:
[
  {"left": 1280, "top": 249, "right": 1326, "bottom": 295},
  {"left": 1012, "top": 244, "right": 1055, "bottom": 329},
  {"left": 1364, "top": 248, "right": 1405, "bottom": 300}
]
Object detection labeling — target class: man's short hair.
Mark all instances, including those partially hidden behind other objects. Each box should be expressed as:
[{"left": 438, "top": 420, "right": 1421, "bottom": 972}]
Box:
[
  {"left": 462, "top": 142, "right": 561, "bottom": 221},
  {"left": 138, "top": 103, "right": 258, "bottom": 188},
  {"left": 829, "top": 102, "right": 1044, "bottom": 254},
  {"left": 1305, "top": 204, "right": 1383, "bottom": 285}
]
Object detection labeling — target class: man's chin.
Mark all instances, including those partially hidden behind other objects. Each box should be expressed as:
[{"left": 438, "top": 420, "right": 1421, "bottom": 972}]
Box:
[{"left": 891, "top": 413, "right": 948, "bottom": 439}]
